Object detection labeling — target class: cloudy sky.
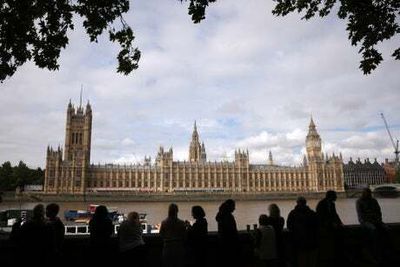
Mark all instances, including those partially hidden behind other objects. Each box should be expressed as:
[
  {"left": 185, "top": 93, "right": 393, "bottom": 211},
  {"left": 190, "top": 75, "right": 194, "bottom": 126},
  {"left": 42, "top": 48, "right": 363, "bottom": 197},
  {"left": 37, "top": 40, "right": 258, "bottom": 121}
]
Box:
[{"left": 1, "top": 0, "right": 399, "bottom": 168}]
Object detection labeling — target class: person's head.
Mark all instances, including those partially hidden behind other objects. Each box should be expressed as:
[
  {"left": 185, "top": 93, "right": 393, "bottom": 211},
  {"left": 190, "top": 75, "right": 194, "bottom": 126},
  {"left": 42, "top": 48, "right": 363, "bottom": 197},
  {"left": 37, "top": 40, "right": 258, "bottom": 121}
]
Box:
[
  {"left": 361, "top": 188, "right": 372, "bottom": 199},
  {"left": 296, "top": 196, "right": 307, "bottom": 206},
  {"left": 192, "top": 206, "right": 206, "bottom": 220},
  {"left": 33, "top": 204, "right": 45, "bottom": 221},
  {"left": 168, "top": 203, "right": 179, "bottom": 218},
  {"left": 94, "top": 205, "right": 109, "bottom": 220},
  {"left": 268, "top": 203, "right": 280, "bottom": 218},
  {"left": 259, "top": 214, "right": 269, "bottom": 226},
  {"left": 127, "top": 212, "right": 139, "bottom": 224},
  {"left": 326, "top": 190, "right": 337, "bottom": 202},
  {"left": 46, "top": 203, "right": 60, "bottom": 219},
  {"left": 225, "top": 199, "right": 235, "bottom": 213}
]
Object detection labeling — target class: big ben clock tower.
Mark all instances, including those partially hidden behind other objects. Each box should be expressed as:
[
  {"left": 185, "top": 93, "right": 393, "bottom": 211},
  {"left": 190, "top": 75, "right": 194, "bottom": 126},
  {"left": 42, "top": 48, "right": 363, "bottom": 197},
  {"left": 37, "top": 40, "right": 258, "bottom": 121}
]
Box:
[
  {"left": 306, "top": 117, "right": 322, "bottom": 161},
  {"left": 306, "top": 117, "right": 324, "bottom": 191}
]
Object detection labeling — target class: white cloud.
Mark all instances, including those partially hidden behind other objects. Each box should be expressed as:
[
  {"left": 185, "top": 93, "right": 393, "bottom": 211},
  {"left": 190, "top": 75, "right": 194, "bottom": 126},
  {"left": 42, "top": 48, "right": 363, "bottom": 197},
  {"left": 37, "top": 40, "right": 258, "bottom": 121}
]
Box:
[
  {"left": 0, "top": 0, "right": 399, "bottom": 168},
  {"left": 121, "top": 138, "right": 136, "bottom": 146}
]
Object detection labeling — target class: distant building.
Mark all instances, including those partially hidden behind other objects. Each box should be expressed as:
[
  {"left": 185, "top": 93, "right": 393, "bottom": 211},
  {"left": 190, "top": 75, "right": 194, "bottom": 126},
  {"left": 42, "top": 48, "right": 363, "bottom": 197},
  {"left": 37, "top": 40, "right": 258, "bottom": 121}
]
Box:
[
  {"left": 24, "top": 185, "right": 44, "bottom": 191},
  {"left": 343, "top": 158, "right": 385, "bottom": 189},
  {"left": 44, "top": 101, "right": 344, "bottom": 194},
  {"left": 383, "top": 159, "right": 397, "bottom": 183}
]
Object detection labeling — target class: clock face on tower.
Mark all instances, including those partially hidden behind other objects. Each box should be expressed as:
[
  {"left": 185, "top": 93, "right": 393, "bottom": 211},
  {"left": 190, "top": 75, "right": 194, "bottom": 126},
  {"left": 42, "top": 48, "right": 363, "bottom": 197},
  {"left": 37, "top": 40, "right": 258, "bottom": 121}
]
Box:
[{"left": 307, "top": 139, "right": 320, "bottom": 148}]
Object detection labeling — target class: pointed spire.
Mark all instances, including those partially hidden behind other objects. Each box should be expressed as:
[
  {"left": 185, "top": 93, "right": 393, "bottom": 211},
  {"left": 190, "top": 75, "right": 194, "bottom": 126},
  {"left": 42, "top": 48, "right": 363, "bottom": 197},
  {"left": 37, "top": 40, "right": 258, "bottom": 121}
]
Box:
[
  {"left": 268, "top": 150, "right": 273, "bottom": 165},
  {"left": 191, "top": 120, "right": 199, "bottom": 140},
  {"left": 201, "top": 142, "right": 205, "bottom": 152},
  {"left": 309, "top": 115, "right": 315, "bottom": 129},
  {"left": 80, "top": 85, "right": 83, "bottom": 109},
  {"left": 303, "top": 155, "right": 308, "bottom": 166},
  {"left": 86, "top": 100, "right": 92, "bottom": 115},
  {"left": 306, "top": 115, "right": 320, "bottom": 139}
]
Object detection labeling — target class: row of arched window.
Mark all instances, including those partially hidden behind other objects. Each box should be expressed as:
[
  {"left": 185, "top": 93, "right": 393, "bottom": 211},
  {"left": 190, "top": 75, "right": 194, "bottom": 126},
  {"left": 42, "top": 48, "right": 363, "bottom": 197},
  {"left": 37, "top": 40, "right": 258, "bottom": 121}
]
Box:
[{"left": 71, "top": 132, "right": 83, "bottom": 145}]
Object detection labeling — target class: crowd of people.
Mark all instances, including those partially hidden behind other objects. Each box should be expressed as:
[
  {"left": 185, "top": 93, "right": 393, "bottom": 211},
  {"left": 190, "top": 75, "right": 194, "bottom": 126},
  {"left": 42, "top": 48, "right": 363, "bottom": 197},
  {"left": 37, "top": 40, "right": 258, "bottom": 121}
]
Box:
[{"left": 8, "top": 188, "right": 393, "bottom": 267}]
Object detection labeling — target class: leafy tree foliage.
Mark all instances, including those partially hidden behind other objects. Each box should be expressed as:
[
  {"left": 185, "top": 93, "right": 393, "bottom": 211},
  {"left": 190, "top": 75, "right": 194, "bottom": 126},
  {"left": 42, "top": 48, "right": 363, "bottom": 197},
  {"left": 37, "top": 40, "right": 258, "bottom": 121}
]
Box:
[
  {"left": 185, "top": 0, "right": 400, "bottom": 74},
  {"left": 0, "top": 162, "right": 13, "bottom": 191},
  {"left": 272, "top": 0, "right": 400, "bottom": 74},
  {"left": 181, "top": 0, "right": 217, "bottom": 23},
  {"left": 0, "top": 0, "right": 140, "bottom": 82},
  {"left": 0, "top": 161, "right": 44, "bottom": 191},
  {"left": 1, "top": 1, "right": 398, "bottom": 80}
]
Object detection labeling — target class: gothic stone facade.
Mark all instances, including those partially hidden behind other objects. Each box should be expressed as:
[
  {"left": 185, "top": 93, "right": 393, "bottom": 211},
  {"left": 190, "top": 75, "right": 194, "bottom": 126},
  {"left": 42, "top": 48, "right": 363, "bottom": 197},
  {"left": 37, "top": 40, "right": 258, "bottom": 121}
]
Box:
[
  {"left": 44, "top": 102, "right": 344, "bottom": 194},
  {"left": 343, "top": 158, "right": 385, "bottom": 189}
]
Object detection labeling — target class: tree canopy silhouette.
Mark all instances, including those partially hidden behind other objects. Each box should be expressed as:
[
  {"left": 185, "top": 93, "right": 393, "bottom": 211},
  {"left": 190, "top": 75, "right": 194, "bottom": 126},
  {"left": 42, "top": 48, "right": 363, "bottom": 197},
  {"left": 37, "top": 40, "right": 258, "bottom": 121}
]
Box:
[
  {"left": 1, "top": 0, "right": 398, "bottom": 82},
  {"left": 189, "top": 0, "right": 400, "bottom": 75},
  {"left": 0, "top": 0, "right": 140, "bottom": 82},
  {"left": 0, "top": 161, "right": 44, "bottom": 191}
]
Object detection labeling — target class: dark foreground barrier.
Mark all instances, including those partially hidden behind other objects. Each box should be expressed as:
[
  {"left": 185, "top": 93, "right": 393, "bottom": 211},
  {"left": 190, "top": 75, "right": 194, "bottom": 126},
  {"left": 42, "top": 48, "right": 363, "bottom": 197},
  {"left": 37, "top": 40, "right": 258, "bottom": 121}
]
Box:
[{"left": 1, "top": 224, "right": 400, "bottom": 267}]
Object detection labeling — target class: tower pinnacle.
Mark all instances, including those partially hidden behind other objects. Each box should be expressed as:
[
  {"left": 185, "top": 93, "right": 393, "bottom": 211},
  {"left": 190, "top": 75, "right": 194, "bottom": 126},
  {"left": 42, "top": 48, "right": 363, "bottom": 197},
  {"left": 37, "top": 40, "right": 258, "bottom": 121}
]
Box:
[
  {"left": 268, "top": 150, "right": 274, "bottom": 165},
  {"left": 80, "top": 85, "right": 83, "bottom": 109},
  {"left": 309, "top": 115, "right": 315, "bottom": 129},
  {"left": 306, "top": 116, "right": 322, "bottom": 161},
  {"left": 307, "top": 116, "right": 319, "bottom": 139},
  {"left": 189, "top": 120, "right": 206, "bottom": 162}
]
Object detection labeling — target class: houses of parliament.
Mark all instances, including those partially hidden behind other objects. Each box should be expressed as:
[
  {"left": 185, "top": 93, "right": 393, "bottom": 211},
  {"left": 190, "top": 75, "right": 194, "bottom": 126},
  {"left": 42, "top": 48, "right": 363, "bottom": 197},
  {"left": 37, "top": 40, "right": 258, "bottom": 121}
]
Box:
[{"left": 44, "top": 101, "right": 345, "bottom": 194}]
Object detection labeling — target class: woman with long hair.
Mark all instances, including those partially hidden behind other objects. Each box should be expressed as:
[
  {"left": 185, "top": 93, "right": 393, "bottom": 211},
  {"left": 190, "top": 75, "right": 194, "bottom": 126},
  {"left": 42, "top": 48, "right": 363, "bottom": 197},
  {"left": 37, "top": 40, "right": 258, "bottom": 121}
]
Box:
[
  {"left": 160, "top": 203, "right": 187, "bottom": 267},
  {"left": 186, "top": 206, "right": 208, "bottom": 267},
  {"left": 268, "top": 203, "right": 285, "bottom": 266}
]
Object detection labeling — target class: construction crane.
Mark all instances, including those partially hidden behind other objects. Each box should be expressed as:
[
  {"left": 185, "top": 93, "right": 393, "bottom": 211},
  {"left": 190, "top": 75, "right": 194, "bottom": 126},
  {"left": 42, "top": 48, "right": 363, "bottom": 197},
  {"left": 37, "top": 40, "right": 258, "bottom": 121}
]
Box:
[{"left": 380, "top": 113, "right": 399, "bottom": 166}]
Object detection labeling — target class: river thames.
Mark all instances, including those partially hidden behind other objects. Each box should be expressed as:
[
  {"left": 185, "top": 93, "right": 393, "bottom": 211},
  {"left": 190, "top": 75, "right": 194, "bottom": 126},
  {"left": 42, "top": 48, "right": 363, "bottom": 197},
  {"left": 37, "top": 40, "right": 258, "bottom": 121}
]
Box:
[{"left": 1, "top": 197, "right": 399, "bottom": 231}]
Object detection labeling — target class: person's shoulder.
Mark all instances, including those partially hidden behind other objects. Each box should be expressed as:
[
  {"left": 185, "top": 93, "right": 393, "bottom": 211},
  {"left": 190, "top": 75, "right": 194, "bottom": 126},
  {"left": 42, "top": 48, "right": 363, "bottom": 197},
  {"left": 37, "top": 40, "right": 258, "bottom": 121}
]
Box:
[
  {"left": 177, "top": 218, "right": 186, "bottom": 226},
  {"left": 356, "top": 197, "right": 363, "bottom": 205},
  {"left": 161, "top": 218, "right": 169, "bottom": 226},
  {"left": 371, "top": 197, "right": 380, "bottom": 204},
  {"left": 119, "top": 220, "right": 129, "bottom": 228},
  {"left": 53, "top": 217, "right": 65, "bottom": 226},
  {"left": 305, "top": 206, "right": 316, "bottom": 215}
]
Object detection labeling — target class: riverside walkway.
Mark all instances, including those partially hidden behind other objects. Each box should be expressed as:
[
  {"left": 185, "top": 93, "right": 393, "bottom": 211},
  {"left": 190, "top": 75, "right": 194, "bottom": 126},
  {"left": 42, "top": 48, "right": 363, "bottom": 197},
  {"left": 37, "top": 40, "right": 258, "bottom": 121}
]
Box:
[{"left": 1, "top": 223, "right": 400, "bottom": 266}]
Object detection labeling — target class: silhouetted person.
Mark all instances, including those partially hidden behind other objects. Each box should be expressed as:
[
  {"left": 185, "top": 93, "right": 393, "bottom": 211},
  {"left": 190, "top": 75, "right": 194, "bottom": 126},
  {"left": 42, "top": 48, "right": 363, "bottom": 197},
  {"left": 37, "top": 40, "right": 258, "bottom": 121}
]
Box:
[
  {"left": 18, "top": 204, "right": 52, "bottom": 266},
  {"left": 160, "top": 203, "right": 186, "bottom": 267},
  {"left": 316, "top": 191, "right": 342, "bottom": 229},
  {"left": 9, "top": 218, "right": 22, "bottom": 246},
  {"left": 118, "top": 212, "right": 147, "bottom": 266},
  {"left": 267, "top": 203, "right": 285, "bottom": 267},
  {"left": 254, "top": 214, "right": 277, "bottom": 267},
  {"left": 89, "top": 205, "right": 114, "bottom": 265},
  {"left": 287, "top": 197, "right": 318, "bottom": 267},
  {"left": 316, "top": 191, "right": 343, "bottom": 267},
  {"left": 356, "top": 188, "right": 389, "bottom": 263},
  {"left": 185, "top": 205, "right": 208, "bottom": 267},
  {"left": 46, "top": 203, "right": 65, "bottom": 261},
  {"left": 215, "top": 199, "right": 240, "bottom": 267}
]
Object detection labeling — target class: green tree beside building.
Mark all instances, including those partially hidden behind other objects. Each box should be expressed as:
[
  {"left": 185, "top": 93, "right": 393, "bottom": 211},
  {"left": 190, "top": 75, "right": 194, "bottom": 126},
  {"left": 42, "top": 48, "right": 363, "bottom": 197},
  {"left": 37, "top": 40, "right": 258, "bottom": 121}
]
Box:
[{"left": 0, "top": 161, "right": 44, "bottom": 192}]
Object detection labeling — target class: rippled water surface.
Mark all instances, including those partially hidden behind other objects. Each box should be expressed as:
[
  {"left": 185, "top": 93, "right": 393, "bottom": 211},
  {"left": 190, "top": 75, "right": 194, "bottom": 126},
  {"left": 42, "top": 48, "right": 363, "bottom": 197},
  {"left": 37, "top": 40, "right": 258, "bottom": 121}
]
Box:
[{"left": 1, "top": 198, "right": 399, "bottom": 231}]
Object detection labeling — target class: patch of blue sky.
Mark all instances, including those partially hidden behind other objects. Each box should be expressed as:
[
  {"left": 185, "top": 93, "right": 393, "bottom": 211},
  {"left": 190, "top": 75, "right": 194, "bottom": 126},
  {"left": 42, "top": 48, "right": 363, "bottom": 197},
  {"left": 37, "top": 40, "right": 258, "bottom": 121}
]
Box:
[
  {"left": 217, "top": 117, "right": 240, "bottom": 128},
  {"left": 327, "top": 126, "right": 400, "bottom": 132}
]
